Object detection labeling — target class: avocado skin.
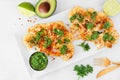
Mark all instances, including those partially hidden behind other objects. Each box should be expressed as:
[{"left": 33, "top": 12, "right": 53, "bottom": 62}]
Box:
[{"left": 35, "top": 0, "right": 57, "bottom": 18}]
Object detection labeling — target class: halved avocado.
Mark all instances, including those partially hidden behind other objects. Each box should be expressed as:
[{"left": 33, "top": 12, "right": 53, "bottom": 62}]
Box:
[{"left": 35, "top": 0, "right": 57, "bottom": 18}]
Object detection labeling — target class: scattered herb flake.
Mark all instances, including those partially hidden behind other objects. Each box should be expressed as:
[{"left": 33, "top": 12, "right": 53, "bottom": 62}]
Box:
[
  {"left": 70, "top": 14, "right": 77, "bottom": 22},
  {"left": 43, "top": 36, "right": 52, "bottom": 48},
  {"left": 70, "top": 14, "right": 84, "bottom": 22},
  {"left": 60, "top": 45, "right": 68, "bottom": 54},
  {"left": 78, "top": 41, "right": 90, "bottom": 51},
  {"left": 36, "top": 28, "right": 44, "bottom": 42},
  {"left": 91, "top": 31, "right": 99, "bottom": 40},
  {"left": 53, "top": 28, "right": 64, "bottom": 36},
  {"left": 103, "top": 33, "right": 115, "bottom": 42},
  {"left": 103, "top": 22, "right": 110, "bottom": 29},
  {"left": 57, "top": 39, "right": 62, "bottom": 44},
  {"left": 91, "top": 11, "right": 97, "bottom": 20},
  {"left": 64, "top": 38, "right": 70, "bottom": 43},
  {"left": 85, "top": 22, "right": 94, "bottom": 30}
]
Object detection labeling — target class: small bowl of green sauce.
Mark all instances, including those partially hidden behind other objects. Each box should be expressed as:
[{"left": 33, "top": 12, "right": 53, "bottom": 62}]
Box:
[{"left": 29, "top": 52, "right": 48, "bottom": 71}]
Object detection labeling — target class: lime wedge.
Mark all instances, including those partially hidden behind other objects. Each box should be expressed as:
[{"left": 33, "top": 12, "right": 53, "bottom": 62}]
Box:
[
  {"left": 18, "top": 2, "right": 36, "bottom": 17},
  {"left": 103, "top": 0, "right": 120, "bottom": 16}
]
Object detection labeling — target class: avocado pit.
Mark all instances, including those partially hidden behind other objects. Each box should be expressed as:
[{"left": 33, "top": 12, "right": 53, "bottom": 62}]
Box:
[
  {"left": 35, "top": 0, "right": 57, "bottom": 18},
  {"left": 39, "top": 2, "right": 50, "bottom": 13}
]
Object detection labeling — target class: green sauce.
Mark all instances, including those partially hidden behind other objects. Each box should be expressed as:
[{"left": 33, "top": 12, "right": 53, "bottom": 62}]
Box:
[{"left": 29, "top": 52, "right": 48, "bottom": 71}]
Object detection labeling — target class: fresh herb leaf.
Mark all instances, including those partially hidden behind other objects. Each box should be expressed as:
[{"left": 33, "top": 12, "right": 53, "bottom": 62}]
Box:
[
  {"left": 30, "top": 29, "right": 44, "bottom": 44},
  {"left": 86, "top": 31, "right": 99, "bottom": 41},
  {"left": 36, "top": 29, "right": 44, "bottom": 42},
  {"left": 78, "top": 41, "right": 90, "bottom": 51},
  {"left": 103, "top": 33, "right": 115, "bottom": 42},
  {"left": 74, "top": 64, "right": 93, "bottom": 79},
  {"left": 91, "top": 31, "right": 99, "bottom": 40},
  {"left": 70, "top": 14, "right": 77, "bottom": 22},
  {"left": 86, "top": 35, "right": 92, "bottom": 41},
  {"left": 53, "top": 28, "right": 64, "bottom": 36},
  {"left": 77, "top": 14, "right": 84, "bottom": 22},
  {"left": 85, "top": 22, "right": 94, "bottom": 30},
  {"left": 91, "top": 11, "right": 97, "bottom": 20},
  {"left": 60, "top": 45, "right": 68, "bottom": 54},
  {"left": 57, "top": 39, "right": 62, "bottom": 44},
  {"left": 103, "top": 22, "right": 110, "bottom": 29},
  {"left": 70, "top": 14, "right": 84, "bottom": 22},
  {"left": 64, "top": 38, "right": 70, "bottom": 43},
  {"left": 43, "top": 36, "right": 52, "bottom": 48}
]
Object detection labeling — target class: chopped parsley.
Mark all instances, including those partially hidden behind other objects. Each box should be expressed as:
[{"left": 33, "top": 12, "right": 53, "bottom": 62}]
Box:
[
  {"left": 103, "top": 22, "right": 110, "bottom": 29},
  {"left": 70, "top": 14, "right": 84, "bottom": 22},
  {"left": 78, "top": 41, "right": 90, "bottom": 51},
  {"left": 64, "top": 38, "right": 70, "bottom": 43},
  {"left": 103, "top": 33, "right": 115, "bottom": 42},
  {"left": 53, "top": 28, "right": 64, "bottom": 36},
  {"left": 85, "top": 22, "right": 94, "bottom": 30},
  {"left": 74, "top": 64, "right": 93, "bottom": 79},
  {"left": 60, "top": 45, "right": 68, "bottom": 54},
  {"left": 91, "top": 11, "right": 97, "bottom": 20},
  {"left": 43, "top": 36, "right": 52, "bottom": 48}
]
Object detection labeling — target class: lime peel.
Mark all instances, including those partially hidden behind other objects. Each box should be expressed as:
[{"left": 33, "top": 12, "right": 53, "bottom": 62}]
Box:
[{"left": 17, "top": 2, "right": 36, "bottom": 17}]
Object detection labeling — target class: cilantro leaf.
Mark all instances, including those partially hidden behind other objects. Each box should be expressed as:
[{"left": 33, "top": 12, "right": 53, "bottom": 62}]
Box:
[
  {"left": 103, "top": 22, "right": 110, "bottom": 29},
  {"left": 91, "top": 11, "right": 97, "bottom": 20},
  {"left": 70, "top": 14, "right": 77, "bottom": 22},
  {"left": 74, "top": 64, "right": 93, "bottom": 79},
  {"left": 78, "top": 41, "right": 90, "bottom": 51},
  {"left": 30, "top": 29, "right": 44, "bottom": 44},
  {"left": 60, "top": 45, "right": 68, "bottom": 54},
  {"left": 43, "top": 36, "right": 52, "bottom": 48},
  {"left": 57, "top": 39, "right": 62, "bottom": 44},
  {"left": 70, "top": 14, "right": 84, "bottom": 22},
  {"left": 103, "top": 33, "right": 115, "bottom": 42},
  {"left": 91, "top": 31, "right": 99, "bottom": 40},
  {"left": 64, "top": 38, "right": 70, "bottom": 43},
  {"left": 53, "top": 28, "right": 64, "bottom": 36},
  {"left": 85, "top": 22, "right": 94, "bottom": 30}
]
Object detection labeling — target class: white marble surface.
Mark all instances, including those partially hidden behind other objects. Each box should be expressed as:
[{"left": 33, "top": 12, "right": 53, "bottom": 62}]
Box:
[{"left": 0, "top": 0, "right": 120, "bottom": 80}]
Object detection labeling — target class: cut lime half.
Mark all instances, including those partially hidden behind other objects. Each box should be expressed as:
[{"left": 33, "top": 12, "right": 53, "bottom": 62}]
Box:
[
  {"left": 103, "top": 0, "right": 120, "bottom": 16},
  {"left": 18, "top": 2, "right": 36, "bottom": 17}
]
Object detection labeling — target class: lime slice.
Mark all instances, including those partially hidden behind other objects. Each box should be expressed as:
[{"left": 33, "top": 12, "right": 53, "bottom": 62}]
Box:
[
  {"left": 18, "top": 2, "right": 36, "bottom": 17},
  {"left": 103, "top": 0, "right": 120, "bottom": 16}
]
